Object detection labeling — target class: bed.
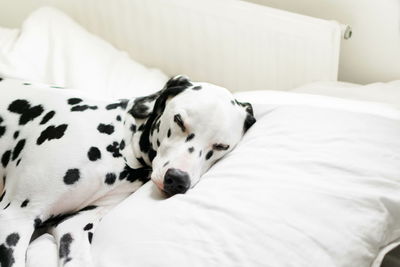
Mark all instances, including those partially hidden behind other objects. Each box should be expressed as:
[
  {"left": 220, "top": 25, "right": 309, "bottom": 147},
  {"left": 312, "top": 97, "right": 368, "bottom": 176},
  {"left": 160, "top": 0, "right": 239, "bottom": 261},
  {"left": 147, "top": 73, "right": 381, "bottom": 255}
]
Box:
[{"left": 0, "top": 1, "right": 399, "bottom": 267}]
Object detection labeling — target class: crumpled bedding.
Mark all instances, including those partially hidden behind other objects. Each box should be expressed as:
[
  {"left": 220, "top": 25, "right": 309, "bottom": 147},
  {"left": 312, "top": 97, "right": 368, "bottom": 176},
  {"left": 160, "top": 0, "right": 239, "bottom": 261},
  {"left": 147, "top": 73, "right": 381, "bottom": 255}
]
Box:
[
  {"left": 0, "top": 7, "right": 168, "bottom": 99},
  {"left": 2, "top": 6, "right": 400, "bottom": 267},
  {"left": 91, "top": 91, "right": 400, "bottom": 267},
  {"left": 25, "top": 89, "right": 400, "bottom": 267}
]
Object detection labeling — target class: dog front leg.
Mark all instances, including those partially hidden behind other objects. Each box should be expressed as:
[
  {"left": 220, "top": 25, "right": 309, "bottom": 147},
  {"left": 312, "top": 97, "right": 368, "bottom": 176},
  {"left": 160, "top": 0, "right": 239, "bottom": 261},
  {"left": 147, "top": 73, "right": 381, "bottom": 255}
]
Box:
[
  {"left": 0, "top": 209, "right": 35, "bottom": 267},
  {"left": 50, "top": 205, "right": 112, "bottom": 267}
]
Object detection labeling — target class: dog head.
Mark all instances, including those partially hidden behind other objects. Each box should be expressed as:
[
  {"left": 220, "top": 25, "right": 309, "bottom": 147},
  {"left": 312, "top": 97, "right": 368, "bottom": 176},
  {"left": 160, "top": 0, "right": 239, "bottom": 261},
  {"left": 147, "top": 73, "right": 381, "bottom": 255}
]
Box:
[{"left": 137, "top": 76, "right": 256, "bottom": 196}]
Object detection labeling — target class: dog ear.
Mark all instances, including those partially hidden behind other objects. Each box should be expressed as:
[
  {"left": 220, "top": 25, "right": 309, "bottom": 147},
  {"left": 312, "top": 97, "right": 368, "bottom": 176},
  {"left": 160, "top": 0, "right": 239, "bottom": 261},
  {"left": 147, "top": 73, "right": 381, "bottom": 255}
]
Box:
[
  {"left": 139, "top": 76, "right": 191, "bottom": 155},
  {"left": 165, "top": 75, "right": 192, "bottom": 89},
  {"left": 129, "top": 75, "right": 192, "bottom": 119},
  {"left": 235, "top": 100, "right": 254, "bottom": 116},
  {"left": 235, "top": 100, "right": 256, "bottom": 133}
]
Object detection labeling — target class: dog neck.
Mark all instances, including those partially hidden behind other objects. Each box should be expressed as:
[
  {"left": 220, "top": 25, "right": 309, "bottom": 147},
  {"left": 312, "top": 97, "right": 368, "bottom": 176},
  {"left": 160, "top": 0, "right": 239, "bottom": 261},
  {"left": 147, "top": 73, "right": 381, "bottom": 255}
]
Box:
[{"left": 121, "top": 98, "right": 157, "bottom": 170}]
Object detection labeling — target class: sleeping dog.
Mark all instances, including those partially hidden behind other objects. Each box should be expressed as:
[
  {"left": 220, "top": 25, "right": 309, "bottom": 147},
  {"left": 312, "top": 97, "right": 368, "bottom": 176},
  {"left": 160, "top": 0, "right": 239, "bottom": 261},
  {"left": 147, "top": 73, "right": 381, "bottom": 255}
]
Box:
[{"left": 0, "top": 75, "right": 255, "bottom": 267}]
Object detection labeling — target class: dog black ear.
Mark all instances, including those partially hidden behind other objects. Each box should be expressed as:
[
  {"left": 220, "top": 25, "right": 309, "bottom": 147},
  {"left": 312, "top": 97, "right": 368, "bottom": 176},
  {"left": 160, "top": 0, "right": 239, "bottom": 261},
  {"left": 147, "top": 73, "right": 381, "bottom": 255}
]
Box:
[
  {"left": 235, "top": 100, "right": 256, "bottom": 133},
  {"left": 129, "top": 75, "right": 192, "bottom": 119},
  {"left": 165, "top": 75, "right": 192, "bottom": 89},
  {"left": 139, "top": 76, "right": 190, "bottom": 156},
  {"left": 235, "top": 100, "right": 254, "bottom": 116}
]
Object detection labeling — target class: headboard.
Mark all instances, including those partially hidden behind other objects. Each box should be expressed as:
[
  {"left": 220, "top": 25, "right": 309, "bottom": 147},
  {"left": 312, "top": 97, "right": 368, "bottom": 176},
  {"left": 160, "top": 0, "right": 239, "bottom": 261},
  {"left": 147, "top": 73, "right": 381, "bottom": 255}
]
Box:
[{"left": 0, "top": 0, "right": 343, "bottom": 92}]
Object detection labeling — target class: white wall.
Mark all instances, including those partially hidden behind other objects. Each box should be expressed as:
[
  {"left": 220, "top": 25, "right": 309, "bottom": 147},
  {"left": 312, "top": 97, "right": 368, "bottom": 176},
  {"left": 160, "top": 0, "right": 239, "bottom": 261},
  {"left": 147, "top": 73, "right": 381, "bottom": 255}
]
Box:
[
  {"left": 246, "top": 0, "right": 400, "bottom": 84},
  {"left": 0, "top": 0, "right": 399, "bottom": 84}
]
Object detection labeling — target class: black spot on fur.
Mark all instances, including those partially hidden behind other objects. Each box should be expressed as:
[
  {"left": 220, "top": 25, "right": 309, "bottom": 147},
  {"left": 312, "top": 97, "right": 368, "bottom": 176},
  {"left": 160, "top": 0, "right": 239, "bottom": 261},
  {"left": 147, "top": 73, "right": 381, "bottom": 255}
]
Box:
[
  {"left": 105, "top": 100, "right": 129, "bottom": 110},
  {"left": 8, "top": 99, "right": 44, "bottom": 125},
  {"left": 21, "top": 199, "right": 29, "bottom": 208},
  {"left": 0, "top": 244, "right": 14, "bottom": 267},
  {"left": 21, "top": 105, "right": 44, "bottom": 125},
  {"left": 0, "top": 126, "right": 5, "bottom": 138},
  {"left": 37, "top": 124, "right": 68, "bottom": 145},
  {"left": 34, "top": 218, "right": 42, "bottom": 228},
  {"left": 243, "top": 114, "right": 256, "bottom": 133},
  {"left": 67, "top": 98, "right": 82, "bottom": 105},
  {"left": 12, "top": 139, "right": 25, "bottom": 161},
  {"left": 97, "top": 124, "right": 114, "bottom": 135},
  {"left": 83, "top": 223, "right": 93, "bottom": 231},
  {"left": 0, "top": 120, "right": 5, "bottom": 138},
  {"left": 106, "top": 142, "right": 122, "bottom": 158},
  {"left": 136, "top": 157, "right": 147, "bottom": 167},
  {"left": 6, "top": 233, "right": 19, "bottom": 247},
  {"left": 71, "top": 105, "right": 98, "bottom": 112},
  {"left": 88, "top": 232, "right": 93, "bottom": 244},
  {"left": 130, "top": 124, "right": 136, "bottom": 133},
  {"left": 4, "top": 202, "right": 10, "bottom": 209},
  {"left": 1, "top": 150, "right": 11, "bottom": 168},
  {"left": 40, "top": 111, "right": 55, "bottom": 125},
  {"left": 0, "top": 233, "right": 18, "bottom": 267},
  {"left": 63, "top": 169, "right": 80, "bottom": 185},
  {"left": 116, "top": 115, "right": 121, "bottom": 121},
  {"left": 188, "top": 147, "right": 194, "bottom": 153},
  {"left": 119, "top": 164, "right": 151, "bottom": 183},
  {"left": 199, "top": 150, "right": 202, "bottom": 157},
  {"left": 120, "top": 140, "right": 125, "bottom": 150},
  {"left": 149, "top": 149, "right": 157, "bottom": 162},
  {"left": 156, "top": 139, "right": 160, "bottom": 147},
  {"left": 192, "top": 85, "right": 202, "bottom": 90},
  {"left": 13, "top": 131, "right": 19, "bottom": 139},
  {"left": 105, "top": 173, "right": 116, "bottom": 185},
  {"left": 16, "top": 159, "right": 21, "bottom": 166},
  {"left": 173, "top": 114, "right": 185, "bottom": 132},
  {"left": 163, "top": 161, "right": 170, "bottom": 167},
  {"left": 87, "top": 147, "right": 101, "bottom": 161},
  {"left": 205, "top": 150, "right": 213, "bottom": 160},
  {"left": 59, "top": 233, "right": 73, "bottom": 263},
  {"left": 167, "top": 129, "right": 171, "bottom": 138},
  {"left": 8, "top": 99, "right": 30, "bottom": 114},
  {"left": 185, "top": 133, "right": 195, "bottom": 142},
  {"left": 23, "top": 82, "right": 30, "bottom": 85},
  {"left": 0, "top": 191, "right": 5, "bottom": 202}
]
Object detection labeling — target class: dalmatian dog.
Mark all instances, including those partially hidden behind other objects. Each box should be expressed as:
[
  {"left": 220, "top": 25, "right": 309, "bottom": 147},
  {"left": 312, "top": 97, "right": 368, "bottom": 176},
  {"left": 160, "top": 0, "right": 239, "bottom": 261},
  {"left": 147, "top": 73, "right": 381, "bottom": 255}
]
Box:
[{"left": 0, "top": 75, "right": 256, "bottom": 267}]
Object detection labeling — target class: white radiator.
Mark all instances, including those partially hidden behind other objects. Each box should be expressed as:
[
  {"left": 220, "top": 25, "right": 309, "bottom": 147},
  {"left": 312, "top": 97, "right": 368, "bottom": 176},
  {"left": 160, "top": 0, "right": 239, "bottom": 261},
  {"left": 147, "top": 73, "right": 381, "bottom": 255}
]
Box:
[{"left": 0, "top": 0, "right": 343, "bottom": 92}]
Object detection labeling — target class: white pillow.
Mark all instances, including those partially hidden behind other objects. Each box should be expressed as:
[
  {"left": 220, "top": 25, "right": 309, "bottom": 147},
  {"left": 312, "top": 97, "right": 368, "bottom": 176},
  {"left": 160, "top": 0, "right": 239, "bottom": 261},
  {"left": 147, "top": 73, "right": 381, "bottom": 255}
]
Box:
[
  {"left": 90, "top": 92, "right": 400, "bottom": 267},
  {"left": 0, "top": 7, "right": 168, "bottom": 99}
]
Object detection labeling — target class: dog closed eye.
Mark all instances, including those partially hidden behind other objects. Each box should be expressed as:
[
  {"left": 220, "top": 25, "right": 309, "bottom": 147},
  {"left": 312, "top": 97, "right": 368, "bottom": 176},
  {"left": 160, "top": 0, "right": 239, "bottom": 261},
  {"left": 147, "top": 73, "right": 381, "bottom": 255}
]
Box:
[
  {"left": 173, "top": 114, "right": 186, "bottom": 132},
  {"left": 212, "top": 143, "right": 230, "bottom": 151}
]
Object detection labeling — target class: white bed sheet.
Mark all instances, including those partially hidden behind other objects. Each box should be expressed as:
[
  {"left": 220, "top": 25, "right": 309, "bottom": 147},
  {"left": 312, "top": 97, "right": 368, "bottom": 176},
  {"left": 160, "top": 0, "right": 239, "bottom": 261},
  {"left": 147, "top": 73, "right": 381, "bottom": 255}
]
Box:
[{"left": 291, "top": 80, "right": 400, "bottom": 107}]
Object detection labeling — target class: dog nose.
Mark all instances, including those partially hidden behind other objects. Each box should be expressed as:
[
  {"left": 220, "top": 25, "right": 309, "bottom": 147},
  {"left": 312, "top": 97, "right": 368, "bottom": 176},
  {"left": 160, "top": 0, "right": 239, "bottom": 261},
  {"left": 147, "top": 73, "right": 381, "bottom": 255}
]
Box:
[{"left": 163, "top": 168, "right": 191, "bottom": 195}]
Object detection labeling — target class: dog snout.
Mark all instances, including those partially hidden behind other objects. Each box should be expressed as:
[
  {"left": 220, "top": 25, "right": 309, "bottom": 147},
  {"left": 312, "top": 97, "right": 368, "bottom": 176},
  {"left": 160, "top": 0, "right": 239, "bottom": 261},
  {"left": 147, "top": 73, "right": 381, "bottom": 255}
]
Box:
[{"left": 163, "top": 168, "right": 191, "bottom": 196}]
